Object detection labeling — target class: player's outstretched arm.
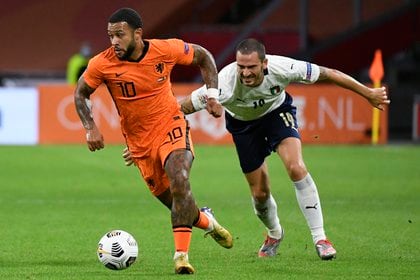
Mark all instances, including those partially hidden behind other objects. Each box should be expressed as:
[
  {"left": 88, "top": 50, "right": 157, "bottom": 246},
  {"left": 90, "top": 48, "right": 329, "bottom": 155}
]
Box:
[
  {"left": 318, "top": 66, "right": 390, "bottom": 110},
  {"left": 74, "top": 77, "right": 104, "bottom": 151}
]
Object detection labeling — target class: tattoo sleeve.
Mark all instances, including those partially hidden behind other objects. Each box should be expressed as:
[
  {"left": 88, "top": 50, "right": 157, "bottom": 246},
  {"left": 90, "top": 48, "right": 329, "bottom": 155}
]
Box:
[
  {"left": 191, "top": 44, "right": 218, "bottom": 89},
  {"left": 74, "top": 78, "right": 96, "bottom": 130}
]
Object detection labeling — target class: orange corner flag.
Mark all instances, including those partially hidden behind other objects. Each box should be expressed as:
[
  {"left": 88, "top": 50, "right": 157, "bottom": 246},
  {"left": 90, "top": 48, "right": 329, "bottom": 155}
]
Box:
[
  {"left": 369, "top": 49, "right": 384, "bottom": 87},
  {"left": 369, "top": 49, "right": 384, "bottom": 145}
]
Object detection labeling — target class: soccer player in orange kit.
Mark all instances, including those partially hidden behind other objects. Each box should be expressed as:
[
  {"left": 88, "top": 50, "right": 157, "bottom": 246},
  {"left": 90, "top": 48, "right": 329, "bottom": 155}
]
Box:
[{"left": 74, "top": 7, "right": 231, "bottom": 274}]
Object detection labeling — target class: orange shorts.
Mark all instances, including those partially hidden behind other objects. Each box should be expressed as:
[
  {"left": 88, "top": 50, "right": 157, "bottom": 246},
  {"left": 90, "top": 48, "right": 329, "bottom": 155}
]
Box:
[{"left": 133, "top": 115, "right": 195, "bottom": 197}]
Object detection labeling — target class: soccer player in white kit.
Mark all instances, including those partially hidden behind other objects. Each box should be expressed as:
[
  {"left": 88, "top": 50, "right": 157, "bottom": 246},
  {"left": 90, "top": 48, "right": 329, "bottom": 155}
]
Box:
[{"left": 180, "top": 38, "right": 390, "bottom": 260}]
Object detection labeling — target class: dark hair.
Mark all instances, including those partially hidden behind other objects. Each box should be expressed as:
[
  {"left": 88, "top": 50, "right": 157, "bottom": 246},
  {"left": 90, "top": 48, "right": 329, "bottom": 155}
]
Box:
[
  {"left": 236, "top": 38, "right": 266, "bottom": 61},
  {"left": 109, "top": 7, "right": 143, "bottom": 29}
]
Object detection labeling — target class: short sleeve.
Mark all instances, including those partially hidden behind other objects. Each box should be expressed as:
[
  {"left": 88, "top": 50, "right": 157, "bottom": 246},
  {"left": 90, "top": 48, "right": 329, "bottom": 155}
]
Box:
[
  {"left": 83, "top": 54, "right": 104, "bottom": 89},
  {"left": 166, "top": 39, "right": 194, "bottom": 66},
  {"left": 303, "top": 62, "right": 320, "bottom": 83},
  {"left": 292, "top": 60, "right": 320, "bottom": 84}
]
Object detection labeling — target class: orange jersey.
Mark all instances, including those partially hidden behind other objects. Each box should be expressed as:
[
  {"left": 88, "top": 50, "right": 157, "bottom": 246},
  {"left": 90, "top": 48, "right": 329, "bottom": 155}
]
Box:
[{"left": 83, "top": 39, "right": 194, "bottom": 157}]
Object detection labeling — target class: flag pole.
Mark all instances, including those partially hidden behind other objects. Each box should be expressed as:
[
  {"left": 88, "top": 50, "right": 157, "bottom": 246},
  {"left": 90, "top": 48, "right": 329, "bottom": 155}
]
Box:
[{"left": 369, "top": 50, "right": 384, "bottom": 145}]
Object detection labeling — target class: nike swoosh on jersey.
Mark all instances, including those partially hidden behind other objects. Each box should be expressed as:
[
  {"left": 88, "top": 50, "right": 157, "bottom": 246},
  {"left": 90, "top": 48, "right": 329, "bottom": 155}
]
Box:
[{"left": 115, "top": 71, "right": 128, "bottom": 77}]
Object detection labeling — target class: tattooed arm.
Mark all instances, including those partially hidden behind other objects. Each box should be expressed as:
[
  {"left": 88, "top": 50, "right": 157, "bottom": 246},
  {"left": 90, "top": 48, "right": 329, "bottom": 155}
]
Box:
[
  {"left": 74, "top": 77, "right": 104, "bottom": 151},
  {"left": 190, "top": 44, "right": 223, "bottom": 118}
]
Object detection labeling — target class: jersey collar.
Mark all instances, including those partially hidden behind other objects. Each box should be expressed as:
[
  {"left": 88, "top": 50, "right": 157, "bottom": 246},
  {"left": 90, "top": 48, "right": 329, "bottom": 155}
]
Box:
[{"left": 129, "top": 40, "right": 149, "bottom": 62}]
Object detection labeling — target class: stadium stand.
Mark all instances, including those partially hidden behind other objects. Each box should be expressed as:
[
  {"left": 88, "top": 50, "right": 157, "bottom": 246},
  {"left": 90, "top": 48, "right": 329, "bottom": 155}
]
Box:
[
  {"left": 0, "top": 0, "right": 417, "bottom": 82},
  {"left": 0, "top": 0, "right": 418, "bottom": 140},
  {"left": 0, "top": 0, "right": 196, "bottom": 75}
]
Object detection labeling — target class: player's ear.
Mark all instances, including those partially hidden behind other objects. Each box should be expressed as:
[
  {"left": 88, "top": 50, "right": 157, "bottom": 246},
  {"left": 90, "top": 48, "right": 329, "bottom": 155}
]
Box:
[
  {"left": 262, "top": 58, "right": 268, "bottom": 69},
  {"left": 134, "top": 28, "right": 143, "bottom": 40}
]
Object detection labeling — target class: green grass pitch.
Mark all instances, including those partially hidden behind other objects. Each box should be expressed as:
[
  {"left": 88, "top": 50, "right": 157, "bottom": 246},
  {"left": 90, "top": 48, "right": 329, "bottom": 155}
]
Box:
[{"left": 0, "top": 144, "right": 419, "bottom": 279}]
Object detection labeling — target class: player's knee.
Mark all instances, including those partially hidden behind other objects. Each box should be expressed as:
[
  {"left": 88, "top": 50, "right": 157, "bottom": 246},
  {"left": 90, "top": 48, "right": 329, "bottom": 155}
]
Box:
[
  {"left": 287, "top": 162, "right": 307, "bottom": 181},
  {"left": 169, "top": 169, "right": 191, "bottom": 195},
  {"left": 251, "top": 188, "right": 270, "bottom": 203}
]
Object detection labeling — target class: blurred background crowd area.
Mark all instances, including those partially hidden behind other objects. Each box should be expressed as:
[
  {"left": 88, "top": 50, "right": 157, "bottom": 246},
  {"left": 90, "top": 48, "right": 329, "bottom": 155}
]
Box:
[{"left": 0, "top": 0, "right": 419, "bottom": 141}]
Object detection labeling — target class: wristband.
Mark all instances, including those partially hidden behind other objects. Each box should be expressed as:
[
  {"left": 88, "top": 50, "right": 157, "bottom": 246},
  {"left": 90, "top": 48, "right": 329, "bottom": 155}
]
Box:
[{"left": 207, "top": 88, "right": 219, "bottom": 100}]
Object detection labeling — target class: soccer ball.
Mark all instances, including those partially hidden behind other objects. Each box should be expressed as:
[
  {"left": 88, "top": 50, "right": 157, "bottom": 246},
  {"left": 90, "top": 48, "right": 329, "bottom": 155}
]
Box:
[{"left": 97, "top": 229, "right": 138, "bottom": 270}]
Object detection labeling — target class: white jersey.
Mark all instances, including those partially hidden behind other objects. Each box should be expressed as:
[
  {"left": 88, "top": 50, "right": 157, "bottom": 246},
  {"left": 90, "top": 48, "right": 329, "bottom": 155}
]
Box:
[{"left": 191, "top": 55, "right": 320, "bottom": 121}]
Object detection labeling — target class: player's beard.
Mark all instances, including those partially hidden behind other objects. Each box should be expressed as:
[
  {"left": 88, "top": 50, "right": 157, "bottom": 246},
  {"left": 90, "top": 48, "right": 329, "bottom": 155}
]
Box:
[
  {"left": 240, "top": 74, "right": 256, "bottom": 86},
  {"left": 119, "top": 40, "right": 136, "bottom": 61},
  {"left": 241, "top": 72, "right": 263, "bottom": 87},
  {"left": 240, "top": 65, "right": 265, "bottom": 87}
]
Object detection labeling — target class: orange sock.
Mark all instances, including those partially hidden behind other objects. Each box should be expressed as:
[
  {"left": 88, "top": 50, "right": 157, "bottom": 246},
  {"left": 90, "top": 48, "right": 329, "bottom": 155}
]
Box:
[
  {"left": 173, "top": 226, "right": 192, "bottom": 252},
  {"left": 193, "top": 210, "right": 210, "bottom": 230}
]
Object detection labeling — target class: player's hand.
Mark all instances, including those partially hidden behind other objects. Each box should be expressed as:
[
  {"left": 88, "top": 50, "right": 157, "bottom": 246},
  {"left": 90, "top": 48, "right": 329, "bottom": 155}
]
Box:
[
  {"left": 368, "top": 86, "right": 390, "bottom": 110},
  {"left": 86, "top": 126, "right": 104, "bottom": 151},
  {"left": 206, "top": 98, "right": 223, "bottom": 118},
  {"left": 122, "top": 147, "right": 134, "bottom": 166}
]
